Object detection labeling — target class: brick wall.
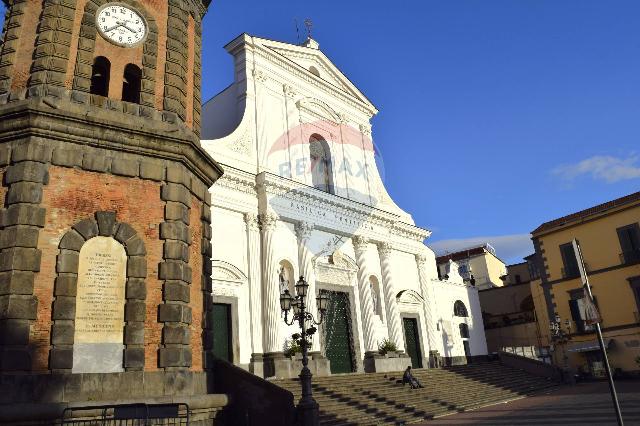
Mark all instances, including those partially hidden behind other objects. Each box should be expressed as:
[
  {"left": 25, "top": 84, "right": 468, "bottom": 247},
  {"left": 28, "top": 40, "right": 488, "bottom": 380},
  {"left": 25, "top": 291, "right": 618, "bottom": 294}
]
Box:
[
  {"left": 32, "top": 166, "right": 165, "bottom": 371},
  {"left": 189, "top": 195, "right": 203, "bottom": 371}
]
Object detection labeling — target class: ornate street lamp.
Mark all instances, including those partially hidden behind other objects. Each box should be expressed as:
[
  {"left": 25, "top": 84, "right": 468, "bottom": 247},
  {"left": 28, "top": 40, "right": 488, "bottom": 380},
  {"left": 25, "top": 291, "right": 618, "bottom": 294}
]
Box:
[{"left": 279, "top": 276, "right": 328, "bottom": 426}]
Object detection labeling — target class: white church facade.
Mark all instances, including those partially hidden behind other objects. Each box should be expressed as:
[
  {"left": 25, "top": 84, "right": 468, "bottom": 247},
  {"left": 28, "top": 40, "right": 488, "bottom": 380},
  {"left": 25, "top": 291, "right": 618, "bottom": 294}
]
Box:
[{"left": 201, "top": 33, "right": 487, "bottom": 378}]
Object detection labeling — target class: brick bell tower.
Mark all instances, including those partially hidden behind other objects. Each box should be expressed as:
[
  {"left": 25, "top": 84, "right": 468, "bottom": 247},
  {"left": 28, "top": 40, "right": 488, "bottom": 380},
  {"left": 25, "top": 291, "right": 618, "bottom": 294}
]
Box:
[{"left": 0, "top": 0, "right": 225, "bottom": 415}]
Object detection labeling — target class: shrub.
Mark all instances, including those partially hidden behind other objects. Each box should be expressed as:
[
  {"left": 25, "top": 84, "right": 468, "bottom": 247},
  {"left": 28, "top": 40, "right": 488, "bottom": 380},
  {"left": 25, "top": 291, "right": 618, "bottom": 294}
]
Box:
[
  {"left": 284, "top": 337, "right": 302, "bottom": 358},
  {"left": 378, "top": 338, "right": 398, "bottom": 356}
]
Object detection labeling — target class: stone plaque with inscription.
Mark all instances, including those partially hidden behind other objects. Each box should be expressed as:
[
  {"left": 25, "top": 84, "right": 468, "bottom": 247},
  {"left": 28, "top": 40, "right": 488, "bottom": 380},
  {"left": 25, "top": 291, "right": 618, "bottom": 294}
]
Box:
[{"left": 72, "top": 236, "right": 127, "bottom": 373}]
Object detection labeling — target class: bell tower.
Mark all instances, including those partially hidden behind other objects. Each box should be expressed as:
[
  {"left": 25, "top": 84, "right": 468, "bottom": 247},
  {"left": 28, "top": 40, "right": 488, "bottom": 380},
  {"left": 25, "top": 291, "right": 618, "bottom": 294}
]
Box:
[
  {"left": 0, "top": 0, "right": 210, "bottom": 133},
  {"left": 0, "top": 0, "right": 224, "bottom": 414}
]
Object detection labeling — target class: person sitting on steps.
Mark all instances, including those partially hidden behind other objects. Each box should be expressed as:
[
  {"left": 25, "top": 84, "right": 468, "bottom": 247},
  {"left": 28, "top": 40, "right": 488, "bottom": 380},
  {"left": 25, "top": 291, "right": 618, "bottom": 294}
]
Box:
[{"left": 402, "top": 366, "right": 423, "bottom": 389}]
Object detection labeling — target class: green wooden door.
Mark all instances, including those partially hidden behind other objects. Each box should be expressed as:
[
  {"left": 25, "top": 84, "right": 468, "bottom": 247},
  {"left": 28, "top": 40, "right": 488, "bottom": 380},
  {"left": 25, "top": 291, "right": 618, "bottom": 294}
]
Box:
[
  {"left": 212, "top": 303, "right": 232, "bottom": 362},
  {"left": 403, "top": 317, "right": 423, "bottom": 368},
  {"left": 322, "top": 291, "right": 355, "bottom": 374}
]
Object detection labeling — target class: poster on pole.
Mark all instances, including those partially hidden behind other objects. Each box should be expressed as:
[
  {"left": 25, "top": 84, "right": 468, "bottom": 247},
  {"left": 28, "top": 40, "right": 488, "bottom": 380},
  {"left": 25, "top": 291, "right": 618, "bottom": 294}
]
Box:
[{"left": 572, "top": 239, "right": 601, "bottom": 326}]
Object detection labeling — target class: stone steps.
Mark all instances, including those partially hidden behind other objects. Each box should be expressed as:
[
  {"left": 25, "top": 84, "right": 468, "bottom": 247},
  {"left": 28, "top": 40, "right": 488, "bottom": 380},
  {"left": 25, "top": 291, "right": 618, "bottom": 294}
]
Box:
[{"left": 273, "top": 361, "right": 559, "bottom": 425}]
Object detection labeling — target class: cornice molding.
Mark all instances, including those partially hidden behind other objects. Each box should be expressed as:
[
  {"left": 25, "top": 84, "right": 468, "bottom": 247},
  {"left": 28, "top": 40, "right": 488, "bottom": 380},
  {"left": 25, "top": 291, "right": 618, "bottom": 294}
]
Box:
[
  {"left": 0, "top": 99, "right": 223, "bottom": 186},
  {"left": 251, "top": 47, "right": 376, "bottom": 117},
  {"left": 214, "top": 166, "right": 256, "bottom": 195}
]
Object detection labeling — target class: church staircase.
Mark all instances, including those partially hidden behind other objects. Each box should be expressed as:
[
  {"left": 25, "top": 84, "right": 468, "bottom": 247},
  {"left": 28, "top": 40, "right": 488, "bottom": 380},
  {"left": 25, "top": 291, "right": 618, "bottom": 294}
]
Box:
[{"left": 272, "top": 361, "right": 559, "bottom": 425}]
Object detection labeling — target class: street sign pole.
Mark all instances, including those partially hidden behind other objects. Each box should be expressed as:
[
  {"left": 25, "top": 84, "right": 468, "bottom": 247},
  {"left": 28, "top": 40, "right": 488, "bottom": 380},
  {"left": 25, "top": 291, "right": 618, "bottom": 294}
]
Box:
[{"left": 572, "top": 239, "right": 624, "bottom": 426}]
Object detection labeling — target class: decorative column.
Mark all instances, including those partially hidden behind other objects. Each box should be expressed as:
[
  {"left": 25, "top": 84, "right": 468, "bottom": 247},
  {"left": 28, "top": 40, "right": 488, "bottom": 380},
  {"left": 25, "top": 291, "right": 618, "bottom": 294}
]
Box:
[
  {"left": 295, "top": 221, "right": 320, "bottom": 352},
  {"left": 245, "top": 213, "right": 264, "bottom": 373},
  {"left": 416, "top": 253, "right": 439, "bottom": 366},
  {"left": 259, "top": 212, "right": 281, "bottom": 355},
  {"left": 352, "top": 235, "right": 378, "bottom": 355},
  {"left": 377, "top": 242, "right": 406, "bottom": 353}
]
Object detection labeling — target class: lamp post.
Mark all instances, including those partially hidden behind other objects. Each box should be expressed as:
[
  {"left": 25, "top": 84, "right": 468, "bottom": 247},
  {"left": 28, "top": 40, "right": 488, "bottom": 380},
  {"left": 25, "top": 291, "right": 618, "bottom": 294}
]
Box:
[{"left": 280, "top": 276, "right": 328, "bottom": 426}]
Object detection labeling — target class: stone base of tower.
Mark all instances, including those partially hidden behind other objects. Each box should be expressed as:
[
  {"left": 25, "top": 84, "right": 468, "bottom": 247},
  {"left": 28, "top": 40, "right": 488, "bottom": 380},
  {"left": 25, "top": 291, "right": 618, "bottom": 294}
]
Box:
[
  {"left": 0, "top": 98, "right": 224, "bottom": 423},
  {"left": 0, "top": 371, "right": 228, "bottom": 424}
]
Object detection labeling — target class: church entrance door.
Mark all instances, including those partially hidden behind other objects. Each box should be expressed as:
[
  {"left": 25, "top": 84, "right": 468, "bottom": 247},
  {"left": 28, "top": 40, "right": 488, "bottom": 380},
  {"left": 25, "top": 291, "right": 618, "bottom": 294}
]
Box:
[
  {"left": 322, "top": 290, "right": 355, "bottom": 374},
  {"left": 403, "top": 317, "right": 423, "bottom": 368},
  {"left": 212, "top": 303, "right": 233, "bottom": 362}
]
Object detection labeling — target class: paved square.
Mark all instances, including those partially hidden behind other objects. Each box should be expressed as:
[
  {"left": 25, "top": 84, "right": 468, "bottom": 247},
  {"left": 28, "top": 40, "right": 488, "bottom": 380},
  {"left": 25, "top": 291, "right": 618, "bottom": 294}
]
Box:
[{"left": 419, "top": 382, "right": 640, "bottom": 425}]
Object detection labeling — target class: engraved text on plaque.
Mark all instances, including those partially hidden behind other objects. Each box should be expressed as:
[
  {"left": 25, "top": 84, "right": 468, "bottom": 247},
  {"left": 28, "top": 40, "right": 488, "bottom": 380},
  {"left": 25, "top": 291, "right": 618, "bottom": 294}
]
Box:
[{"left": 72, "top": 236, "right": 127, "bottom": 373}]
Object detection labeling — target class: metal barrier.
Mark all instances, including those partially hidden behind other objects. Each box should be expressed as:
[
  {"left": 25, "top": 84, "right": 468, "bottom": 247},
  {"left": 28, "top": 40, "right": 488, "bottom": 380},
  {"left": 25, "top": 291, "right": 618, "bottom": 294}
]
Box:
[{"left": 59, "top": 402, "right": 190, "bottom": 425}]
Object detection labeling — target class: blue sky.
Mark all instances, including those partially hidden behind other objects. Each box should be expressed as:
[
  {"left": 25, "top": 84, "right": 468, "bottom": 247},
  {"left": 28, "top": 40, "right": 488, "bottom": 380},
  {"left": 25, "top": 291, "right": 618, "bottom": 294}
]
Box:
[{"left": 2, "top": 1, "right": 639, "bottom": 263}]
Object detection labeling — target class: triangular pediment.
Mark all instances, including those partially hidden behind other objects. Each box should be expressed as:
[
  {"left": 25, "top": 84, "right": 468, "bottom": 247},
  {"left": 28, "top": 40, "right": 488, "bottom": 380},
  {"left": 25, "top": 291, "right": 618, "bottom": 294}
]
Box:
[{"left": 253, "top": 37, "right": 376, "bottom": 111}]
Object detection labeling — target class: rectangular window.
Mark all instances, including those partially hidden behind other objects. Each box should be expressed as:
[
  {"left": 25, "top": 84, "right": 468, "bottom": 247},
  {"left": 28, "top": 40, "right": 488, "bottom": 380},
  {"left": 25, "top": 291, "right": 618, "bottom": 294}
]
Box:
[
  {"left": 560, "top": 243, "right": 580, "bottom": 279},
  {"left": 527, "top": 259, "right": 540, "bottom": 280},
  {"left": 617, "top": 223, "right": 640, "bottom": 264},
  {"left": 630, "top": 277, "right": 640, "bottom": 319}
]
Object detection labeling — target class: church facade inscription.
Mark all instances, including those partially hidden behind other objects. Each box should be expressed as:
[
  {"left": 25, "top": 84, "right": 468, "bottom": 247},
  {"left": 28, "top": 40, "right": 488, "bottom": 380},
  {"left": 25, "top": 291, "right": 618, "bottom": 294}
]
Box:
[{"left": 72, "top": 236, "right": 127, "bottom": 373}]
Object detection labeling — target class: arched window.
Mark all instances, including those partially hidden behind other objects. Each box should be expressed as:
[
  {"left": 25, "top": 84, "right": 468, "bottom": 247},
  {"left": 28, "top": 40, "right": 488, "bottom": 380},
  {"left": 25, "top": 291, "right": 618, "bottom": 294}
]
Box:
[
  {"left": 369, "top": 276, "right": 381, "bottom": 316},
  {"left": 309, "top": 66, "right": 320, "bottom": 77},
  {"left": 459, "top": 323, "right": 469, "bottom": 339},
  {"left": 454, "top": 300, "right": 468, "bottom": 317},
  {"left": 309, "top": 135, "right": 333, "bottom": 193},
  {"left": 90, "top": 56, "right": 111, "bottom": 97},
  {"left": 122, "top": 64, "right": 142, "bottom": 104}
]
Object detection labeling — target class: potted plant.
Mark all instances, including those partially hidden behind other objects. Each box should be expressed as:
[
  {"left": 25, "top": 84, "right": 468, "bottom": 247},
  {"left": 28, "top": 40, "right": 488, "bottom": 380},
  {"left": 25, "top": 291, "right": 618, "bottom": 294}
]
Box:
[
  {"left": 378, "top": 338, "right": 398, "bottom": 357},
  {"left": 284, "top": 335, "right": 302, "bottom": 359}
]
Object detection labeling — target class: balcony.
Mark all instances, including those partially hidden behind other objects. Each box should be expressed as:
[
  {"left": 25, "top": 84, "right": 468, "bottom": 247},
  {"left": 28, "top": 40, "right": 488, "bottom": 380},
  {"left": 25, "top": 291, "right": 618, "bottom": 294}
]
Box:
[
  {"left": 483, "top": 311, "right": 536, "bottom": 330},
  {"left": 620, "top": 249, "right": 640, "bottom": 265}
]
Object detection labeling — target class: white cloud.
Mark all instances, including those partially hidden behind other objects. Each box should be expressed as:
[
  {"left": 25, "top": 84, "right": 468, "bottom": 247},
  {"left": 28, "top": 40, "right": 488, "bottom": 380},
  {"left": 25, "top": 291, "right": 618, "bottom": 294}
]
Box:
[
  {"left": 551, "top": 155, "right": 640, "bottom": 184},
  {"left": 428, "top": 234, "right": 533, "bottom": 264}
]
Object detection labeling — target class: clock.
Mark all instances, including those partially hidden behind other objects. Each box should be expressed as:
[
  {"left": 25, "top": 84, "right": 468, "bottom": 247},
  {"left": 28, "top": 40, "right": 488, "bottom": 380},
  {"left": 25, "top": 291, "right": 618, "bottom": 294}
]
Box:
[{"left": 96, "top": 3, "right": 148, "bottom": 47}]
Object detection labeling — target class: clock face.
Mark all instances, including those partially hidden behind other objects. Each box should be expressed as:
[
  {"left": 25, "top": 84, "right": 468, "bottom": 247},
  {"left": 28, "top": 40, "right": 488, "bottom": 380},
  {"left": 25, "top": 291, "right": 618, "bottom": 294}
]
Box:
[{"left": 96, "top": 4, "right": 147, "bottom": 47}]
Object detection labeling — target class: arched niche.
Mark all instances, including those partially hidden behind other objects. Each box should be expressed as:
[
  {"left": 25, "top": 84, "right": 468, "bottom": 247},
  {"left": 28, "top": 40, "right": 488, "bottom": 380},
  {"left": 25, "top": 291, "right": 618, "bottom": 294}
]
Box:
[
  {"left": 369, "top": 275, "right": 382, "bottom": 316},
  {"left": 309, "top": 134, "right": 334, "bottom": 194},
  {"left": 49, "top": 212, "right": 147, "bottom": 373},
  {"left": 453, "top": 300, "right": 468, "bottom": 317},
  {"left": 278, "top": 259, "right": 296, "bottom": 295}
]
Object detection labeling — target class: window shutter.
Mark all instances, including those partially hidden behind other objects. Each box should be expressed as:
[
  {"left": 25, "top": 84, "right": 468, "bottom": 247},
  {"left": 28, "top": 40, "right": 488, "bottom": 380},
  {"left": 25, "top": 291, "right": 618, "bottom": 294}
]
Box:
[
  {"left": 617, "top": 227, "right": 634, "bottom": 253},
  {"left": 560, "top": 243, "right": 579, "bottom": 277},
  {"left": 569, "top": 299, "right": 584, "bottom": 332}
]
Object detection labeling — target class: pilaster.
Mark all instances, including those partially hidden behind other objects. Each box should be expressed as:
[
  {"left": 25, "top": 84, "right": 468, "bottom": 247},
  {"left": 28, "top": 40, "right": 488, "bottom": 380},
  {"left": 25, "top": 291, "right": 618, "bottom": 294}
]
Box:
[
  {"left": 295, "top": 221, "right": 319, "bottom": 352},
  {"left": 0, "top": 143, "right": 46, "bottom": 371},
  {"left": 416, "top": 253, "right": 439, "bottom": 364},
  {"left": 377, "top": 242, "right": 406, "bottom": 353},
  {"left": 158, "top": 168, "right": 193, "bottom": 369},
  {"left": 259, "top": 212, "right": 281, "bottom": 355},
  {"left": 244, "top": 212, "right": 264, "bottom": 374},
  {"left": 352, "top": 235, "right": 377, "bottom": 354}
]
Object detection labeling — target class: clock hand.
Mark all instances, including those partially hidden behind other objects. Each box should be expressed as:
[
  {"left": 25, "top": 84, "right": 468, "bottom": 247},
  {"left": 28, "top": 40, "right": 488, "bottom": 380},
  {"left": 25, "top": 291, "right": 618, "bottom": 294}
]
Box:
[
  {"left": 104, "top": 23, "right": 122, "bottom": 32},
  {"left": 122, "top": 23, "right": 138, "bottom": 33}
]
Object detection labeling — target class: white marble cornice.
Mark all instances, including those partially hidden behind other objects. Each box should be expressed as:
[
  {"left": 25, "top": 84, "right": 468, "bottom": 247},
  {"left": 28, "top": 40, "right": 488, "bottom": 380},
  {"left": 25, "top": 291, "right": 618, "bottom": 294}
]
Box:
[
  {"left": 392, "top": 221, "right": 431, "bottom": 242},
  {"left": 215, "top": 166, "right": 257, "bottom": 195},
  {"left": 257, "top": 174, "right": 392, "bottom": 226}
]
